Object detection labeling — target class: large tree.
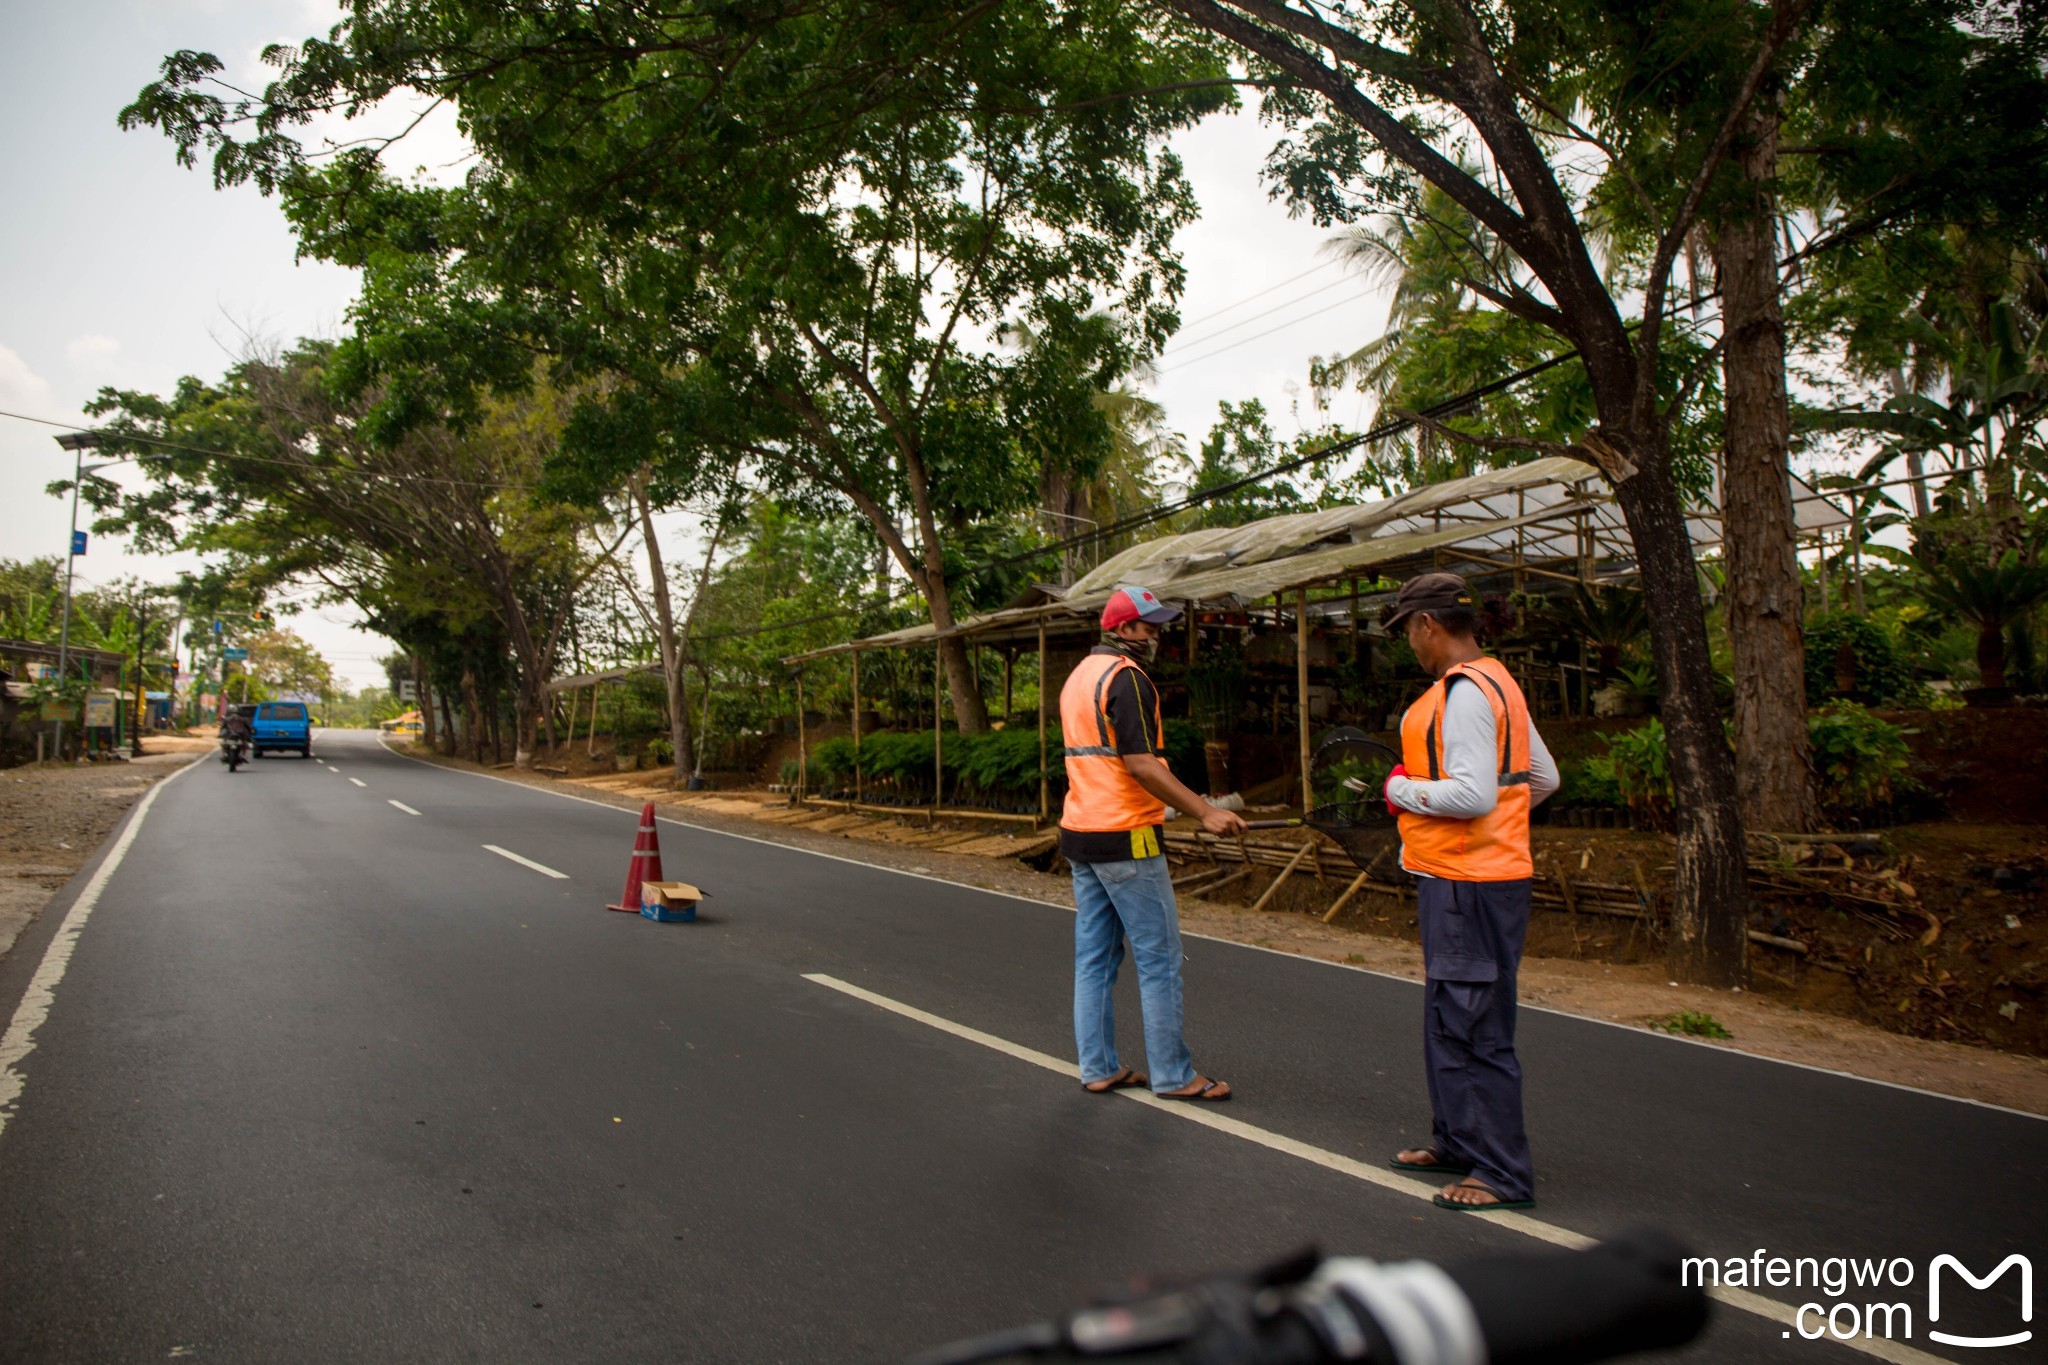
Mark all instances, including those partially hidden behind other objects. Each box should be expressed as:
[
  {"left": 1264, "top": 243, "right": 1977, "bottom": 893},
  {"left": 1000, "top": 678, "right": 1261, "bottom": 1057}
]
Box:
[
  {"left": 1153, "top": 0, "right": 1819, "bottom": 982},
  {"left": 84, "top": 342, "right": 618, "bottom": 766},
  {"left": 125, "top": 0, "right": 1229, "bottom": 733}
]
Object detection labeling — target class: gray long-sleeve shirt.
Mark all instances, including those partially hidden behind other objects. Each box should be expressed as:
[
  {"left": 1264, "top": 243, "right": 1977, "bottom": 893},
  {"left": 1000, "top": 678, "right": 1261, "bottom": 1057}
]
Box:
[{"left": 1387, "top": 676, "right": 1559, "bottom": 869}]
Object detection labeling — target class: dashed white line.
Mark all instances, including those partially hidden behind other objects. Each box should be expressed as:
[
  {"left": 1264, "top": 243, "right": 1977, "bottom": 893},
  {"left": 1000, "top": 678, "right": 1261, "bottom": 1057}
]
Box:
[
  {"left": 388, "top": 800, "right": 420, "bottom": 816},
  {"left": 348, "top": 778, "right": 366, "bottom": 788},
  {"left": 483, "top": 845, "right": 568, "bottom": 879},
  {"left": 801, "top": 973, "right": 1947, "bottom": 1365}
]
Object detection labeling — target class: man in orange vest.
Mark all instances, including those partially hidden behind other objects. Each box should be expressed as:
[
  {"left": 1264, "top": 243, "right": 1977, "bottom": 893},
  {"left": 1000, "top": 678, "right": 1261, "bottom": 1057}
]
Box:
[
  {"left": 1060, "top": 584, "right": 1247, "bottom": 1101},
  {"left": 1379, "top": 572, "right": 1559, "bottom": 1211}
]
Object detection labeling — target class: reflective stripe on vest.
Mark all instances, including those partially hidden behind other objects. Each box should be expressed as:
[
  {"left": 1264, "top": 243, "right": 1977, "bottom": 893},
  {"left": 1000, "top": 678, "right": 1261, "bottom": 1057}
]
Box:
[
  {"left": 1058, "top": 653, "right": 1168, "bottom": 834},
  {"left": 1398, "top": 656, "right": 1534, "bottom": 880}
]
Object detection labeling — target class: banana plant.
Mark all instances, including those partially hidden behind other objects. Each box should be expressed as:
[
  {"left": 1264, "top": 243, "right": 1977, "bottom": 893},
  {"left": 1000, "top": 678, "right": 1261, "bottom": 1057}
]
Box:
[{"left": 1800, "top": 300, "right": 2048, "bottom": 544}]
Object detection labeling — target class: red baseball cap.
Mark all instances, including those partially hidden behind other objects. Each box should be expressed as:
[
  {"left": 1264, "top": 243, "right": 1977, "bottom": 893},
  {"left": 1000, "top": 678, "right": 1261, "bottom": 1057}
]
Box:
[{"left": 1101, "top": 584, "right": 1181, "bottom": 630}]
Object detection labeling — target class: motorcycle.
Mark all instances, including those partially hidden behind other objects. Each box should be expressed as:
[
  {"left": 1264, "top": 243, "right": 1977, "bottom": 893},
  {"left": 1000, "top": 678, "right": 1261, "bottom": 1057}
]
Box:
[
  {"left": 906, "top": 1229, "right": 1708, "bottom": 1365},
  {"left": 219, "top": 734, "right": 249, "bottom": 772}
]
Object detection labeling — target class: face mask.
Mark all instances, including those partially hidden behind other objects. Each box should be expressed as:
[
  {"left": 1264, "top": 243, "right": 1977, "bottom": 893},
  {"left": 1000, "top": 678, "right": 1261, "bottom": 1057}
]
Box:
[{"left": 1103, "top": 631, "right": 1159, "bottom": 665}]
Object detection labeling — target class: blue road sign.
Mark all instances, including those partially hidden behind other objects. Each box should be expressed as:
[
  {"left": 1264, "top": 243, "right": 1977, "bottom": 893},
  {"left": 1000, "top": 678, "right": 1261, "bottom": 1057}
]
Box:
[
  {"left": 70, "top": 531, "right": 87, "bottom": 556},
  {"left": 222, "top": 647, "right": 249, "bottom": 662}
]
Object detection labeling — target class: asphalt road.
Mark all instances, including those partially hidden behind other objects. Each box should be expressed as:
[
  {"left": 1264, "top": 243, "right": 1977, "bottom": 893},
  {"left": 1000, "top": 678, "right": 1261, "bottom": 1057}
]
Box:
[{"left": 0, "top": 731, "right": 2039, "bottom": 1364}]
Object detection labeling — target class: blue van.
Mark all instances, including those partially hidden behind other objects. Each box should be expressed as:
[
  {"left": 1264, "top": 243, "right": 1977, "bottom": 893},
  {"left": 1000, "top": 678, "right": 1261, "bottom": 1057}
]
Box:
[{"left": 250, "top": 701, "right": 313, "bottom": 758}]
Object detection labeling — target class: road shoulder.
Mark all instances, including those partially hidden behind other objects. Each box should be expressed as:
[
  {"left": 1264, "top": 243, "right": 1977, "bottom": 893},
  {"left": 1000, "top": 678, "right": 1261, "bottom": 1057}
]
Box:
[{"left": 0, "top": 745, "right": 202, "bottom": 964}]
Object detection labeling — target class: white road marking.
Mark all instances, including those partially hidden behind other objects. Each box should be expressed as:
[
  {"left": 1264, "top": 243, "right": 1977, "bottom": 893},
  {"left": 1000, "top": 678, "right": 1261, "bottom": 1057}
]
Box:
[
  {"left": 388, "top": 800, "right": 420, "bottom": 816},
  {"left": 483, "top": 845, "right": 568, "bottom": 879},
  {"left": 374, "top": 737, "right": 2047, "bottom": 1123},
  {"left": 0, "top": 756, "right": 201, "bottom": 1148},
  {"left": 802, "top": 973, "right": 1949, "bottom": 1365},
  {"left": 349, "top": 778, "right": 366, "bottom": 787}
]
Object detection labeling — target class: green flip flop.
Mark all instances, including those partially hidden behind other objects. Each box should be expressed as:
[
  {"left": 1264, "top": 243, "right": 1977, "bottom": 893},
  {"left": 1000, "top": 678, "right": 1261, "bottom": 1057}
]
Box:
[
  {"left": 1390, "top": 1148, "right": 1471, "bottom": 1176},
  {"left": 1433, "top": 1179, "right": 1535, "bottom": 1212}
]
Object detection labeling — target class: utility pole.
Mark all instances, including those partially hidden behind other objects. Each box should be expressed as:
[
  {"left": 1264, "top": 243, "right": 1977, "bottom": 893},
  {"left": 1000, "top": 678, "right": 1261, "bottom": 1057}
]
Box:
[
  {"left": 51, "top": 432, "right": 97, "bottom": 761},
  {"left": 131, "top": 601, "right": 150, "bottom": 757}
]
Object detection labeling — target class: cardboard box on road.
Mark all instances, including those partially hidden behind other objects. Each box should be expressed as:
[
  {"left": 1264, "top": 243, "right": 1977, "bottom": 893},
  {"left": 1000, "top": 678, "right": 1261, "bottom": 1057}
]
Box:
[{"left": 640, "top": 881, "right": 702, "bottom": 923}]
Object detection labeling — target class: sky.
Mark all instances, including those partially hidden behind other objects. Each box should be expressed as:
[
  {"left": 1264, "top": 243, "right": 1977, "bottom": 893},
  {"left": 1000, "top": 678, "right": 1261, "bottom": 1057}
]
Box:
[{"left": 0, "top": 2, "right": 1393, "bottom": 690}]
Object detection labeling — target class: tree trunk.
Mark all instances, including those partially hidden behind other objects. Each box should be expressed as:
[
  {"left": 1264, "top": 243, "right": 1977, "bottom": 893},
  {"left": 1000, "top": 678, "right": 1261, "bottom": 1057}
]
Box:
[
  {"left": 1976, "top": 624, "right": 2007, "bottom": 690},
  {"left": 514, "top": 678, "right": 543, "bottom": 769},
  {"left": 1713, "top": 96, "right": 1818, "bottom": 834},
  {"left": 416, "top": 658, "right": 437, "bottom": 751},
  {"left": 461, "top": 668, "right": 485, "bottom": 763},
  {"left": 634, "top": 479, "right": 694, "bottom": 787},
  {"left": 1611, "top": 431, "right": 1751, "bottom": 986}
]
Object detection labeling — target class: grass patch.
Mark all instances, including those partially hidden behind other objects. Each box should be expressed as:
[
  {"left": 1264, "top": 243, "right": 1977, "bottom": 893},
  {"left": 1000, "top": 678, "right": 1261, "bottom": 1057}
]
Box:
[
  {"left": 1649, "top": 1010, "right": 1733, "bottom": 1040},
  {"left": 1343, "top": 953, "right": 1369, "bottom": 965}
]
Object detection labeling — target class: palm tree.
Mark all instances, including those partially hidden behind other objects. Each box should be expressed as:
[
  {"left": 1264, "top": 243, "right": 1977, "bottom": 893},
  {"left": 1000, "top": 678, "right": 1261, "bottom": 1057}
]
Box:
[
  {"left": 1560, "top": 585, "right": 1650, "bottom": 681},
  {"left": 1008, "top": 317, "right": 1177, "bottom": 584},
  {"left": 1882, "top": 547, "right": 2048, "bottom": 695}
]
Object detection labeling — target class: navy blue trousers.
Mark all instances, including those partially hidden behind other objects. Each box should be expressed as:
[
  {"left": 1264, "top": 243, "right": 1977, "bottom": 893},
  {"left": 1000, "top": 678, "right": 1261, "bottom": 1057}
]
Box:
[{"left": 1416, "top": 875, "right": 1534, "bottom": 1203}]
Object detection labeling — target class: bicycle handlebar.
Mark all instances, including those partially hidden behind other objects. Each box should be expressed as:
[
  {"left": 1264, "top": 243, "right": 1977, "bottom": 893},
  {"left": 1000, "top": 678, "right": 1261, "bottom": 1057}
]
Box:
[{"left": 905, "top": 1228, "right": 1708, "bottom": 1365}]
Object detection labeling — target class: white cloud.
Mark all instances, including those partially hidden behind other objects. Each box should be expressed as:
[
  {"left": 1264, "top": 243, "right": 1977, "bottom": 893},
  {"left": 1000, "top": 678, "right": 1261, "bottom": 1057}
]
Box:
[
  {"left": 0, "top": 345, "right": 56, "bottom": 410},
  {"left": 65, "top": 333, "right": 121, "bottom": 366}
]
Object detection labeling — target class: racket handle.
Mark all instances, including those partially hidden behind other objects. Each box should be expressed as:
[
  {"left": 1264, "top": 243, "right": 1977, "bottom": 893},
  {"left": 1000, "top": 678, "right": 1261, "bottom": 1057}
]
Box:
[{"left": 1241, "top": 819, "right": 1303, "bottom": 829}]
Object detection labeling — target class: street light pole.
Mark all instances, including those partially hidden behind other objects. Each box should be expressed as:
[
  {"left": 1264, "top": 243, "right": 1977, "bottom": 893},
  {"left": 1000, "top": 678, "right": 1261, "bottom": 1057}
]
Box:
[{"left": 52, "top": 432, "right": 99, "bottom": 762}]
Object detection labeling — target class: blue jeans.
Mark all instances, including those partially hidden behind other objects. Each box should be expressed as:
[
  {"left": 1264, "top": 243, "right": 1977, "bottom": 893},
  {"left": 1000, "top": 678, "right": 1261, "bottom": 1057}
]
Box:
[{"left": 1071, "top": 855, "right": 1196, "bottom": 1093}]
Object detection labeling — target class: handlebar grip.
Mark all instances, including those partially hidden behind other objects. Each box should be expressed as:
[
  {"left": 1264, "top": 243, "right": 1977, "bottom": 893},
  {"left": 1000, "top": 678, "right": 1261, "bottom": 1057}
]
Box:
[{"left": 1440, "top": 1229, "right": 1709, "bottom": 1365}]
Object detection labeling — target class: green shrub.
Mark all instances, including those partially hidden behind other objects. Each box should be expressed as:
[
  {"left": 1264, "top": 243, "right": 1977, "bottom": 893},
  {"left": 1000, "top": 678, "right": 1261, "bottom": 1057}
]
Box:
[
  {"left": 644, "top": 736, "right": 674, "bottom": 766},
  {"left": 1807, "top": 700, "right": 1916, "bottom": 816},
  {"left": 809, "top": 736, "right": 857, "bottom": 783},
  {"left": 1650, "top": 1010, "right": 1732, "bottom": 1039},
  {"left": 1560, "top": 754, "right": 1626, "bottom": 808},
  {"left": 1805, "top": 612, "right": 1917, "bottom": 705},
  {"left": 1601, "top": 720, "right": 1676, "bottom": 827},
  {"left": 1162, "top": 718, "right": 1206, "bottom": 793},
  {"left": 1586, "top": 704, "right": 1916, "bottom": 828}
]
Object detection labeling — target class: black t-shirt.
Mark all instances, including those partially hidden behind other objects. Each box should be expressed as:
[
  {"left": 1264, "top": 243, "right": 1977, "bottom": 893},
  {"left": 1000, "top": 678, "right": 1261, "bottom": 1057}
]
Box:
[{"left": 1060, "top": 647, "right": 1166, "bottom": 864}]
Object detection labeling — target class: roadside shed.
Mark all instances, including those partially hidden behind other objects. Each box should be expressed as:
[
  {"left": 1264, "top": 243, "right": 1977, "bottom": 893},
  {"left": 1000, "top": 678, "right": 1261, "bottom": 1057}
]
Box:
[{"left": 784, "top": 457, "right": 1851, "bottom": 822}]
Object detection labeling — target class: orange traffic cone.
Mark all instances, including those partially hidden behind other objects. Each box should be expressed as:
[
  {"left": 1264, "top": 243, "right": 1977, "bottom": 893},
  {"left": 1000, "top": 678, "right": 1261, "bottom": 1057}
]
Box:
[{"left": 607, "top": 801, "right": 665, "bottom": 912}]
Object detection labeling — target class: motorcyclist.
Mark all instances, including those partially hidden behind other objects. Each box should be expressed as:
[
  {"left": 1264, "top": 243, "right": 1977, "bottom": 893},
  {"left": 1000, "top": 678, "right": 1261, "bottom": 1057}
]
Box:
[{"left": 220, "top": 709, "right": 253, "bottom": 767}]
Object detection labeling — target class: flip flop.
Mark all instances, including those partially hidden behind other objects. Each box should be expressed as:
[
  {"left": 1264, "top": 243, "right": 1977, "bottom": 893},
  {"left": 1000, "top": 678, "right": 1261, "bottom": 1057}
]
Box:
[
  {"left": 1433, "top": 1179, "right": 1535, "bottom": 1212},
  {"left": 1157, "top": 1077, "right": 1231, "bottom": 1102},
  {"left": 1390, "top": 1148, "right": 1472, "bottom": 1176},
  {"left": 1082, "top": 1068, "right": 1148, "bottom": 1093}
]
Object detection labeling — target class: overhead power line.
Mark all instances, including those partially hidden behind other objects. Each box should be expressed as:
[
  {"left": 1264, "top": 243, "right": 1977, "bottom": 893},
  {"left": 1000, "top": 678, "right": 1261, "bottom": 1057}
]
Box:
[
  {"left": 1172, "top": 258, "right": 1345, "bottom": 331},
  {"left": 0, "top": 408, "right": 534, "bottom": 490}
]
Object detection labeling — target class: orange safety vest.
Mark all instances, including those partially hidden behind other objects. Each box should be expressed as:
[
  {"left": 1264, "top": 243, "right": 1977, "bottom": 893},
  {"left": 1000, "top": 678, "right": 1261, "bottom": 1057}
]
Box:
[
  {"left": 1397, "top": 656, "right": 1534, "bottom": 881},
  {"left": 1059, "top": 652, "right": 1167, "bottom": 852}
]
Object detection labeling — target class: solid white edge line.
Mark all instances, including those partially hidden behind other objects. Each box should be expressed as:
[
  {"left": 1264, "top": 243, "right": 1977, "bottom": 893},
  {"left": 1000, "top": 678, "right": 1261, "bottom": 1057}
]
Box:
[
  {"left": 348, "top": 777, "right": 367, "bottom": 787},
  {"left": 801, "top": 973, "right": 1951, "bottom": 1365},
  {"left": 371, "top": 736, "right": 2046, "bottom": 1124},
  {"left": 482, "top": 844, "right": 569, "bottom": 880},
  {"left": 388, "top": 800, "right": 420, "bottom": 816},
  {"left": 0, "top": 755, "right": 202, "bottom": 1148}
]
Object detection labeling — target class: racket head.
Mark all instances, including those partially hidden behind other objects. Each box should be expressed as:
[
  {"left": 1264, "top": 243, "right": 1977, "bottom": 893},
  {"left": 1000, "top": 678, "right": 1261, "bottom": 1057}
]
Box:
[{"left": 1308, "top": 729, "right": 1401, "bottom": 813}]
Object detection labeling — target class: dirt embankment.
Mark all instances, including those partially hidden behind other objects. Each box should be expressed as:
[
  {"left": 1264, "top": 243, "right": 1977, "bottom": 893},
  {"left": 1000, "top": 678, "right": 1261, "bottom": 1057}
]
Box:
[
  {"left": 0, "top": 739, "right": 205, "bottom": 962},
  {"left": 393, "top": 739, "right": 2048, "bottom": 1116}
]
